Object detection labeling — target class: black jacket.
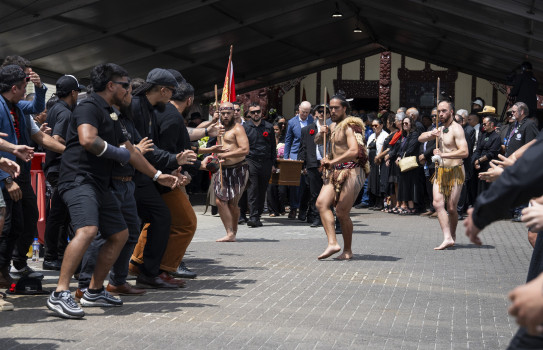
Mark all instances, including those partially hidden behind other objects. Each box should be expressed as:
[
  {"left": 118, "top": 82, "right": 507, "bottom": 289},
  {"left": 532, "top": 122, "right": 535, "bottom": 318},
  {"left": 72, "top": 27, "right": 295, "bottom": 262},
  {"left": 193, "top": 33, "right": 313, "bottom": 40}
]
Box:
[{"left": 472, "top": 130, "right": 501, "bottom": 172}]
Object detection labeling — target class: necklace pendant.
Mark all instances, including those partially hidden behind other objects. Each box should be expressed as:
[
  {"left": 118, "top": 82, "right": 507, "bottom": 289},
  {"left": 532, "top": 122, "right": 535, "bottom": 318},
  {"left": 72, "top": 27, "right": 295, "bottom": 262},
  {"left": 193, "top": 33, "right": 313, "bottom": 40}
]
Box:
[{"left": 443, "top": 127, "right": 449, "bottom": 133}]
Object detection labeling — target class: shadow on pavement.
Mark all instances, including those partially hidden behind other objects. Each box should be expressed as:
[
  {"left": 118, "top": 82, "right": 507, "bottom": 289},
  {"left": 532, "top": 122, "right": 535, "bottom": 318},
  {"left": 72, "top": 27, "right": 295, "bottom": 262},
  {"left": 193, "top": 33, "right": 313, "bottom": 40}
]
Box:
[
  {"left": 350, "top": 254, "right": 402, "bottom": 261},
  {"left": 446, "top": 244, "right": 495, "bottom": 250}
]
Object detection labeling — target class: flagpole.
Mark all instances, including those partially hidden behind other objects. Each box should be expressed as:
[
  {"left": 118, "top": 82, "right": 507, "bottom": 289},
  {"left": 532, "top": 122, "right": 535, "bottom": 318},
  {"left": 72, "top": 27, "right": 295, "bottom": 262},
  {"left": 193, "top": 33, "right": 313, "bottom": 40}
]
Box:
[{"left": 215, "top": 84, "right": 223, "bottom": 189}]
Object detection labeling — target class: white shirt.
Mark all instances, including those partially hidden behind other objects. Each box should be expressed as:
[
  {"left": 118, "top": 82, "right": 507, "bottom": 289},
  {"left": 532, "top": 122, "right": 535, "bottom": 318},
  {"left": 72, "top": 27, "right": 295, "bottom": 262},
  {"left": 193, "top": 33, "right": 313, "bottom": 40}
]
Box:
[
  {"left": 315, "top": 119, "right": 323, "bottom": 160},
  {"left": 367, "top": 130, "right": 389, "bottom": 154}
]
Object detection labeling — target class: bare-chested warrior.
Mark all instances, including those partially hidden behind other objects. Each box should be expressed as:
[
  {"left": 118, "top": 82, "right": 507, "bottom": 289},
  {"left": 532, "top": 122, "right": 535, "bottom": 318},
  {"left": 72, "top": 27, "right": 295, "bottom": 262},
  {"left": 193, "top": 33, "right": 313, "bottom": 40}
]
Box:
[
  {"left": 419, "top": 100, "right": 468, "bottom": 250},
  {"left": 215, "top": 102, "right": 250, "bottom": 242},
  {"left": 315, "top": 94, "right": 369, "bottom": 260}
]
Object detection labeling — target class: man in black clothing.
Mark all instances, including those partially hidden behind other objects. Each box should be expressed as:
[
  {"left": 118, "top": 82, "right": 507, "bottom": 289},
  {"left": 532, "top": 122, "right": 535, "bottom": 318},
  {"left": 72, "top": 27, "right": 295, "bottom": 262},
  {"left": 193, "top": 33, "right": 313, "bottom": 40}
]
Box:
[
  {"left": 298, "top": 104, "right": 330, "bottom": 227},
  {"left": 472, "top": 116, "right": 501, "bottom": 195},
  {"left": 242, "top": 103, "right": 276, "bottom": 227},
  {"left": 43, "top": 75, "right": 85, "bottom": 271},
  {"left": 507, "top": 61, "right": 538, "bottom": 119},
  {"left": 456, "top": 109, "right": 476, "bottom": 219},
  {"left": 504, "top": 102, "right": 539, "bottom": 221},
  {"left": 46, "top": 63, "right": 178, "bottom": 319},
  {"left": 465, "top": 134, "right": 543, "bottom": 349},
  {"left": 129, "top": 68, "right": 197, "bottom": 289}
]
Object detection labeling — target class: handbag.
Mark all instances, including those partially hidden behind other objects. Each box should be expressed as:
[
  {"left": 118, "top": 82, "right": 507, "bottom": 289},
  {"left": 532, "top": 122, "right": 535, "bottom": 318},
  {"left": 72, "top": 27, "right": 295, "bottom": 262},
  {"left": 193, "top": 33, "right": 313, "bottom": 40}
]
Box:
[{"left": 398, "top": 152, "right": 418, "bottom": 172}]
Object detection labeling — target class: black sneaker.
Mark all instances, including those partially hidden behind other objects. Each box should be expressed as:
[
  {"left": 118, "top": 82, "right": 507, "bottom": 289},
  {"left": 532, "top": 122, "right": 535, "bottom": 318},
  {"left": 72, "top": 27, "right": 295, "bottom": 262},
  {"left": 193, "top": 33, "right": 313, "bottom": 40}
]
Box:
[
  {"left": 47, "top": 291, "right": 85, "bottom": 319},
  {"left": 80, "top": 288, "right": 123, "bottom": 307},
  {"left": 170, "top": 262, "right": 197, "bottom": 279},
  {"left": 43, "top": 259, "right": 62, "bottom": 271},
  {"left": 10, "top": 265, "right": 44, "bottom": 280}
]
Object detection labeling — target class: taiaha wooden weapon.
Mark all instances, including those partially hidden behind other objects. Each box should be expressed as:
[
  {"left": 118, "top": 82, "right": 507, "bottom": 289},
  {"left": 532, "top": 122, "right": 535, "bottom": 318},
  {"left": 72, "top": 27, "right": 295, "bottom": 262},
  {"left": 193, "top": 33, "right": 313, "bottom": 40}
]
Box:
[
  {"left": 215, "top": 84, "right": 223, "bottom": 189},
  {"left": 435, "top": 77, "right": 440, "bottom": 168},
  {"left": 323, "top": 86, "right": 328, "bottom": 158}
]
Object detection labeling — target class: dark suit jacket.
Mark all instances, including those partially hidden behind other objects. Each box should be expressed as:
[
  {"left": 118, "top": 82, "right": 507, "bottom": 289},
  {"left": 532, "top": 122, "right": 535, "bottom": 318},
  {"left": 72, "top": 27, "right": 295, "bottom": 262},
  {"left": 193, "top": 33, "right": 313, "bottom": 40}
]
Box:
[
  {"left": 463, "top": 124, "right": 476, "bottom": 180},
  {"left": 298, "top": 120, "right": 331, "bottom": 169}
]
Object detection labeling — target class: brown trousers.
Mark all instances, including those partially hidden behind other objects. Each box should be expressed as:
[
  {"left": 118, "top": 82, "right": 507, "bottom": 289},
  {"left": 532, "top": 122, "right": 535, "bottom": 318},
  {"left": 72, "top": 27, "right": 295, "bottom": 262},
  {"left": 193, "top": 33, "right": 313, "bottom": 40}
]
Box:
[{"left": 131, "top": 187, "right": 197, "bottom": 272}]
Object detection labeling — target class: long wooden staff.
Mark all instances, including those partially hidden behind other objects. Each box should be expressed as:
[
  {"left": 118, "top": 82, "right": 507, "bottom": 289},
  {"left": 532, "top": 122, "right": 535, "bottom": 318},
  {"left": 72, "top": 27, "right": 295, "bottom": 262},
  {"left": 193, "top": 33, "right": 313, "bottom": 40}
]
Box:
[
  {"left": 323, "top": 86, "right": 328, "bottom": 157},
  {"left": 215, "top": 84, "right": 223, "bottom": 189},
  {"left": 435, "top": 77, "right": 440, "bottom": 168}
]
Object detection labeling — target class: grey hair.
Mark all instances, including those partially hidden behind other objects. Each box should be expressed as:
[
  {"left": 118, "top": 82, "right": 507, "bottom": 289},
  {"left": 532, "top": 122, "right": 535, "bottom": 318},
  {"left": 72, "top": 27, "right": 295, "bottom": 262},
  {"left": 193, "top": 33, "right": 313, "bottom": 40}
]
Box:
[{"left": 395, "top": 111, "right": 406, "bottom": 121}]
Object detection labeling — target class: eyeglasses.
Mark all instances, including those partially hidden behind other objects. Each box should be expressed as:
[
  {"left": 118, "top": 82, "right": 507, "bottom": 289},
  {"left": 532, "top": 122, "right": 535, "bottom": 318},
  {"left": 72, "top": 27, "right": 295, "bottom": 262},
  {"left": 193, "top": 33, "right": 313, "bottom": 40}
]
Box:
[
  {"left": 164, "top": 86, "right": 176, "bottom": 94},
  {"left": 317, "top": 110, "right": 325, "bottom": 114},
  {"left": 402, "top": 122, "right": 410, "bottom": 125},
  {"left": 371, "top": 125, "right": 379, "bottom": 128},
  {"left": 249, "top": 110, "right": 261, "bottom": 115},
  {"left": 112, "top": 81, "right": 130, "bottom": 90}
]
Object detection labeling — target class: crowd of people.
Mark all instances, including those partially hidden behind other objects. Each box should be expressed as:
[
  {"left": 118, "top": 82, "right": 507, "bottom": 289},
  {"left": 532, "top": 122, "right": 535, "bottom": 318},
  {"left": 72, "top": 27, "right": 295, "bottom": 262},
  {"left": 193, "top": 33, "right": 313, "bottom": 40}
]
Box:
[{"left": 1, "top": 53, "right": 543, "bottom": 348}]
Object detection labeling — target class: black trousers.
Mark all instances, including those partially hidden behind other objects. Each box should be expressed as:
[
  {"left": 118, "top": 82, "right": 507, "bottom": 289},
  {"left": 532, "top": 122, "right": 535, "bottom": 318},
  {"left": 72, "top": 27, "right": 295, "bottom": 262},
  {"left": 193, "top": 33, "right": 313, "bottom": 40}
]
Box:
[
  {"left": 306, "top": 168, "right": 323, "bottom": 220},
  {"left": 43, "top": 173, "right": 71, "bottom": 262},
  {"left": 246, "top": 158, "right": 273, "bottom": 220},
  {"left": 0, "top": 187, "right": 23, "bottom": 269},
  {"left": 134, "top": 180, "right": 171, "bottom": 277},
  {"left": 506, "top": 231, "right": 543, "bottom": 348},
  {"left": 267, "top": 184, "right": 287, "bottom": 215},
  {"left": 12, "top": 179, "right": 39, "bottom": 270}
]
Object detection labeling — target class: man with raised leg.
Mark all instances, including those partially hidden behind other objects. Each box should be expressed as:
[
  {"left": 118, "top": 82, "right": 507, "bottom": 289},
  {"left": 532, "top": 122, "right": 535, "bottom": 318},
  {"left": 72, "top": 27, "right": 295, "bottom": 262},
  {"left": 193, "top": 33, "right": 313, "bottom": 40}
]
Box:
[{"left": 315, "top": 94, "right": 369, "bottom": 260}]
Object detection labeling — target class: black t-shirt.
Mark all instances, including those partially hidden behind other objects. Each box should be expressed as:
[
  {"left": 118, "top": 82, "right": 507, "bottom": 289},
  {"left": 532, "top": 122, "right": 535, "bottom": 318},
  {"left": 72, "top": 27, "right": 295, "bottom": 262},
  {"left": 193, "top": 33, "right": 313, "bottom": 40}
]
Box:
[
  {"left": 112, "top": 114, "right": 141, "bottom": 177},
  {"left": 58, "top": 93, "right": 127, "bottom": 192},
  {"left": 44, "top": 100, "right": 72, "bottom": 176}
]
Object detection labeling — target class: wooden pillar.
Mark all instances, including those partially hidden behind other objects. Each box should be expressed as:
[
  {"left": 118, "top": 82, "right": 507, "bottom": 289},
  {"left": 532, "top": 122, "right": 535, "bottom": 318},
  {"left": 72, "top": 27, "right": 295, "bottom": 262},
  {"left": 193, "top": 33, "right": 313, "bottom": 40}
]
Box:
[{"left": 379, "top": 51, "right": 391, "bottom": 111}]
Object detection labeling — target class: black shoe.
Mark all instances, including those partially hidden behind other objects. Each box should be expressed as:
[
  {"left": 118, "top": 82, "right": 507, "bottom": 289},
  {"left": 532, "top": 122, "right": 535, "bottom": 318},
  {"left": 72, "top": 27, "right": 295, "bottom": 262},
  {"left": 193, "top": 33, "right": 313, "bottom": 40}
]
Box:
[
  {"left": 354, "top": 203, "right": 369, "bottom": 209},
  {"left": 288, "top": 209, "right": 297, "bottom": 220},
  {"left": 310, "top": 220, "right": 322, "bottom": 228},
  {"left": 238, "top": 216, "right": 247, "bottom": 225},
  {"left": 211, "top": 206, "right": 218, "bottom": 216},
  {"left": 135, "top": 274, "right": 178, "bottom": 289},
  {"left": 10, "top": 265, "right": 44, "bottom": 280},
  {"left": 247, "top": 218, "right": 262, "bottom": 227},
  {"left": 43, "top": 259, "right": 62, "bottom": 271},
  {"left": 298, "top": 214, "right": 307, "bottom": 222},
  {"left": 169, "top": 262, "right": 197, "bottom": 279}
]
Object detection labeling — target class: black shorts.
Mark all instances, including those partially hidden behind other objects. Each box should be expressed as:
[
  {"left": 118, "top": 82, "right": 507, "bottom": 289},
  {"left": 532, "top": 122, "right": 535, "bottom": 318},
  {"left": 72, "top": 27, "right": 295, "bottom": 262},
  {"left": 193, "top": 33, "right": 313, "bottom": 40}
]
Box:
[{"left": 61, "top": 182, "right": 127, "bottom": 238}]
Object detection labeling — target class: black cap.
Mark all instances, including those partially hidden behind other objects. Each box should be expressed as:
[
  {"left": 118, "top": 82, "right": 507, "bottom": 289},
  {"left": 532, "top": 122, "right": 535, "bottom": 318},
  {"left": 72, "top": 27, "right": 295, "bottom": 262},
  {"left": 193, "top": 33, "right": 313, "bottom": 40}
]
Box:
[
  {"left": 146, "top": 68, "right": 179, "bottom": 87},
  {"left": 166, "top": 69, "right": 185, "bottom": 84},
  {"left": 0, "top": 64, "right": 26, "bottom": 87},
  {"left": 56, "top": 75, "right": 86, "bottom": 93}
]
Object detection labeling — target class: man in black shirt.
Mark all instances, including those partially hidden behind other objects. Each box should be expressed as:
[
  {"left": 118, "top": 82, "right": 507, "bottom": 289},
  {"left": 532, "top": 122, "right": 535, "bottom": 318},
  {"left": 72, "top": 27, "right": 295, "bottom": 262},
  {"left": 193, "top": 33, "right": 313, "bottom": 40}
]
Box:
[
  {"left": 129, "top": 68, "right": 197, "bottom": 289},
  {"left": 46, "top": 63, "right": 178, "bottom": 319},
  {"left": 473, "top": 116, "right": 501, "bottom": 194},
  {"left": 242, "top": 103, "right": 276, "bottom": 227},
  {"left": 43, "top": 75, "right": 85, "bottom": 270},
  {"left": 465, "top": 135, "right": 543, "bottom": 349}
]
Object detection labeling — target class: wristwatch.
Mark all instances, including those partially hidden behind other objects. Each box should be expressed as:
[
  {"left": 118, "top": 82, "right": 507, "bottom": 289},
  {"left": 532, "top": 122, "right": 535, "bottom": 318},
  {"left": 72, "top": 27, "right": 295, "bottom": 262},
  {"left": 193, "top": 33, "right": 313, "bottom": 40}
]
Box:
[{"left": 4, "top": 176, "right": 13, "bottom": 184}]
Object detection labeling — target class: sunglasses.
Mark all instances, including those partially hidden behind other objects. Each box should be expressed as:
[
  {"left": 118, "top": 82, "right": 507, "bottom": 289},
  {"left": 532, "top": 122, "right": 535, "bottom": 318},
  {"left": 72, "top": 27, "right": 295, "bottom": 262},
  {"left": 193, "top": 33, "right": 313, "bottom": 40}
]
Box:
[
  {"left": 371, "top": 125, "right": 379, "bottom": 128},
  {"left": 249, "top": 110, "right": 261, "bottom": 114},
  {"left": 317, "top": 110, "right": 325, "bottom": 114},
  {"left": 112, "top": 81, "right": 131, "bottom": 90},
  {"left": 164, "top": 86, "right": 176, "bottom": 94},
  {"left": 234, "top": 108, "right": 241, "bottom": 112},
  {"left": 25, "top": 76, "right": 30, "bottom": 82}
]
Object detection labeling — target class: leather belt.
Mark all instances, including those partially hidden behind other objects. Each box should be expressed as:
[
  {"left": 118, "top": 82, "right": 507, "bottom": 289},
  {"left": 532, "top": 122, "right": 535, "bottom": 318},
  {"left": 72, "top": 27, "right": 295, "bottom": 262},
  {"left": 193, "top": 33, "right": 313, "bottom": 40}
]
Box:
[{"left": 112, "top": 176, "right": 133, "bottom": 182}]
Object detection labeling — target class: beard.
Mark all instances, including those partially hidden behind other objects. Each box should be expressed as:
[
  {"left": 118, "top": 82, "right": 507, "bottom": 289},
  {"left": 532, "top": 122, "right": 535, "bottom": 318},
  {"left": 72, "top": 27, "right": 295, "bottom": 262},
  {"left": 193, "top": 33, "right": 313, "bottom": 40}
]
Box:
[{"left": 223, "top": 117, "right": 235, "bottom": 128}]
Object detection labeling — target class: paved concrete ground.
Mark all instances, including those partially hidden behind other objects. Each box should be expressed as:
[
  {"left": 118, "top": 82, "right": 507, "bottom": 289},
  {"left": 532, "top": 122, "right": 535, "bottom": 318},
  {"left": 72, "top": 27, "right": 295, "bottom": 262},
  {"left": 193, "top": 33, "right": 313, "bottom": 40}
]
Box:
[{"left": 0, "top": 202, "right": 532, "bottom": 349}]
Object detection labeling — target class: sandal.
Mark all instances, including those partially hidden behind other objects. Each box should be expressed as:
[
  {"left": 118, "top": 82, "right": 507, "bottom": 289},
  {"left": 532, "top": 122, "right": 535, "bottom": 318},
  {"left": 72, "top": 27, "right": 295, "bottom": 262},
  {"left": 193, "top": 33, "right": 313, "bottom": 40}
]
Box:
[
  {"left": 391, "top": 207, "right": 401, "bottom": 214},
  {"left": 400, "top": 208, "right": 417, "bottom": 215}
]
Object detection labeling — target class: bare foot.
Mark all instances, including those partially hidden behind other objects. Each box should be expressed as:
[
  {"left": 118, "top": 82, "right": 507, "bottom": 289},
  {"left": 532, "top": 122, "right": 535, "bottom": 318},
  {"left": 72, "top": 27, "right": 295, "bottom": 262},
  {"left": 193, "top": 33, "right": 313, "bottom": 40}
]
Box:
[
  {"left": 216, "top": 235, "right": 236, "bottom": 242},
  {"left": 318, "top": 244, "right": 341, "bottom": 260},
  {"left": 336, "top": 250, "right": 353, "bottom": 260},
  {"left": 434, "top": 239, "right": 455, "bottom": 250}
]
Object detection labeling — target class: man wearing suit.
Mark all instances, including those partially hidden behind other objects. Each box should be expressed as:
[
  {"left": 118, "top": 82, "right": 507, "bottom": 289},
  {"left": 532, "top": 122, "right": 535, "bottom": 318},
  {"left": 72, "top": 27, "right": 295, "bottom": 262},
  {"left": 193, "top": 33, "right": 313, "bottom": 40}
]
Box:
[
  {"left": 284, "top": 101, "right": 313, "bottom": 219},
  {"left": 455, "top": 109, "right": 475, "bottom": 219},
  {"left": 298, "top": 104, "right": 330, "bottom": 227}
]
